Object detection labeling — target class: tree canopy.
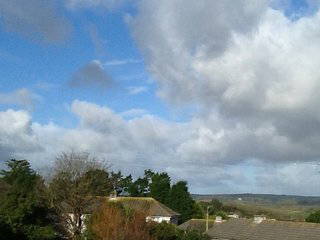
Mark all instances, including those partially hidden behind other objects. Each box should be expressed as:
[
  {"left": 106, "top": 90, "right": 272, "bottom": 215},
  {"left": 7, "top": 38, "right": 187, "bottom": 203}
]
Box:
[{"left": 0, "top": 159, "right": 58, "bottom": 240}]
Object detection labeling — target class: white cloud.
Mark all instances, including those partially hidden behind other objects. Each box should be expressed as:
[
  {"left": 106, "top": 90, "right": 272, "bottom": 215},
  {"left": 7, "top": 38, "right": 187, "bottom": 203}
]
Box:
[
  {"left": 127, "top": 86, "right": 148, "bottom": 95},
  {"left": 0, "top": 88, "right": 40, "bottom": 108},
  {"left": 1, "top": 100, "right": 320, "bottom": 194}
]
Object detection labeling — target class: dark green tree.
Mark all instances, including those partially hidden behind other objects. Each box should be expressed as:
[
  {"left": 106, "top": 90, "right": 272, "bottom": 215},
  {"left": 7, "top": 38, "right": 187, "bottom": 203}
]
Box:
[
  {"left": 0, "top": 159, "right": 57, "bottom": 240},
  {"left": 306, "top": 210, "right": 320, "bottom": 223},
  {"left": 209, "top": 199, "right": 223, "bottom": 215},
  {"left": 169, "top": 181, "right": 196, "bottom": 223},
  {"left": 127, "top": 176, "right": 149, "bottom": 197},
  {"left": 149, "top": 172, "right": 171, "bottom": 204},
  {"left": 150, "top": 222, "right": 183, "bottom": 240}
]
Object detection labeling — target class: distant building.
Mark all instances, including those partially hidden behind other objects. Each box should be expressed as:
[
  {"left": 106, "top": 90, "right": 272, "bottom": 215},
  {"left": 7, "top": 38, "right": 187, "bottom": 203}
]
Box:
[
  {"left": 206, "top": 218, "right": 320, "bottom": 240},
  {"left": 227, "top": 213, "right": 239, "bottom": 219}
]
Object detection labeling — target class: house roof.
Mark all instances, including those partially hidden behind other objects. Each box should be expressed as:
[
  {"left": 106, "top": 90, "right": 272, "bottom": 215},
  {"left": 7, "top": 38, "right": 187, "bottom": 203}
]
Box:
[
  {"left": 106, "top": 197, "right": 180, "bottom": 217},
  {"left": 178, "top": 219, "right": 215, "bottom": 233},
  {"left": 206, "top": 218, "right": 320, "bottom": 240}
]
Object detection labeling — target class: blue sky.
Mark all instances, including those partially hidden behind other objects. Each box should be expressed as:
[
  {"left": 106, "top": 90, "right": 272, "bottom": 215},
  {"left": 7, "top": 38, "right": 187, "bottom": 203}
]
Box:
[
  {"left": 2, "top": 0, "right": 320, "bottom": 195},
  {"left": 0, "top": 2, "right": 163, "bottom": 126}
]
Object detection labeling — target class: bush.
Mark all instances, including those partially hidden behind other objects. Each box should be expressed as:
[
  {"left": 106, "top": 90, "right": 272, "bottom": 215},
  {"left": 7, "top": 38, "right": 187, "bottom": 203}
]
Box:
[{"left": 306, "top": 210, "right": 320, "bottom": 223}]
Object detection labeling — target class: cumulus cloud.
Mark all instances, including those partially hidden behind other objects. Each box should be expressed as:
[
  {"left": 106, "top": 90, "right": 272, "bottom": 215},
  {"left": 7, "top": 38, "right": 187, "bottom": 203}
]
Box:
[
  {"left": 0, "top": 109, "right": 42, "bottom": 161},
  {"left": 130, "top": 0, "right": 320, "bottom": 166},
  {"left": 0, "top": 0, "right": 71, "bottom": 43},
  {"left": 69, "top": 60, "right": 113, "bottom": 89},
  {"left": 1, "top": 101, "right": 319, "bottom": 194},
  {"left": 0, "top": 88, "right": 40, "bottom": 109}
]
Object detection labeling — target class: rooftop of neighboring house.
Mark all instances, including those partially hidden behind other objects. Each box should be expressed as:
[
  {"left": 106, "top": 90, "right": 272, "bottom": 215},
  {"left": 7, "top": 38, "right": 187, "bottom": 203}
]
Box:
[
  {"left": 178, "top": 219, "right": 215, "bottom": 233},
  {"left": 206, "top": 218, "right": 320, "bottom": 240},
  {"left": 100, "top": 196, "right": 180, "bottom": 217}
]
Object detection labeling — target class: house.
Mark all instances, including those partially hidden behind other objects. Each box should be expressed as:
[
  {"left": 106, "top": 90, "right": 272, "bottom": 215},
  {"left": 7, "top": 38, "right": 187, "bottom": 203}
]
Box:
[
  {"left": 206, "top": 218, "right": 320, "bottom": 240},
  {"left": 65, "top": 196, "right": 179, "bottom": 237},
  {"left": 108, "top": 197, "right": 180, "bottom": 224},
  {"left": 178, "top": 219, "right": 215, "bottom": 233},
  {"left": 227, "top": 213, "right": 239, "bottom": 219}
]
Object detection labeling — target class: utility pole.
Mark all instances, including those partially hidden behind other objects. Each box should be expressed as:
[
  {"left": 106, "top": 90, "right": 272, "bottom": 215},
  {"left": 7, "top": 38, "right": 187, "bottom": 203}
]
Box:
[{"left": 206, "top": 206, "right": 209, "bottom": 231}]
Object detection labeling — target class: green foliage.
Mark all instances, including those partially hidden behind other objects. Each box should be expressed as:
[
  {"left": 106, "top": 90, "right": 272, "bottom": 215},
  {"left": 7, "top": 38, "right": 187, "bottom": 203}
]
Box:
[
  {"left": 306, "top": 210, "right": 320, "bottom": 223},
  {"left": 127, "top": 170, "right": 198, "bottom": 223},
  {"left": 191, "top": 202, "right": 204, "bottom": 219},
  {"left": 0, "top": 159, "right": 58, "bottom": 240},
  {"left": 210, "top": 199, "right": 223, "bottom": 214},
  {"left": 150, "top": 222, "right": 210, "bottom": 240},
  {"left": 128, "top": 176, "right": 149, "bottom": 197},
  {"left": 182, "top": 229, "right": 210, "bottom": 240},
  {"left": 150, "top": 172, "right": 171, "bottom": 204},
  {"left": 84, "top": 169, "right": 113, "bottom": 196},
  {"left": 150, "top": 222, "right": 183, "bottom": 240},
  {"left": 169, "top": 181, "right": 196, "bottom": 223}
]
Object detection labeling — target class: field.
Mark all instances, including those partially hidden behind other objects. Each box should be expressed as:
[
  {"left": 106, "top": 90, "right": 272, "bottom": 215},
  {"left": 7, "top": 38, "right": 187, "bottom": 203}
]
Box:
[{"left": 193, "top": 194, "right": 320, "bottom": 221}]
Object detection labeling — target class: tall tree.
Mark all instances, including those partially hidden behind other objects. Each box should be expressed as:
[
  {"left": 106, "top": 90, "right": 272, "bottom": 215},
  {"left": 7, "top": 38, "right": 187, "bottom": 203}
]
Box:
[
  {"left": 49, "top": 152, "right": 111, "bottom": 239},
  {"left": 149, "top": 172, "right": 171, "bottom": 204},
  {"left": 0, "top": 159, "right": 57, "bottom": 240},
  {"left": 169, "top": 181, "right": 196, "bottom": 223}
]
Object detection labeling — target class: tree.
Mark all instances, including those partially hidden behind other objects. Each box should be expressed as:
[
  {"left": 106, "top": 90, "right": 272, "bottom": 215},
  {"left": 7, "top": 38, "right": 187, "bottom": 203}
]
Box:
[
  {"left": 168, "top": 181, "right": 196, "bottom": 223},
  {"left": 149, "top": 222, "right": 183, "bottom": 240},
  {"left": 109, "top": 171, "right": 133, "bottom": 195},
  {"left": 49, "top": 152, "right": 111, "bottom": 239},
  {"left": 88, "top": 202, "right": 154, "bottom": 240},
  {"left": 128, "top": 176, "right": 149, "bottom": 197},
  {"left": 0, "top": 159, "right": 58, "bottom": 240},
  {"left": 209, "top": 199, "right": 223, "bottom": 215},
  {"left": 149, "top": 172, "right": 171, "bottom": 204},
  {"left": 306, "top": 210, "right": 320, "bottom": 223}
]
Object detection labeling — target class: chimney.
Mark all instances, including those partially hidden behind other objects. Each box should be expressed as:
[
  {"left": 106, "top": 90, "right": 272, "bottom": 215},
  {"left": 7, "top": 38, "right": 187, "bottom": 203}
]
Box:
[{"left": 253, "top": 215, "right": 266, "bottom": 224}]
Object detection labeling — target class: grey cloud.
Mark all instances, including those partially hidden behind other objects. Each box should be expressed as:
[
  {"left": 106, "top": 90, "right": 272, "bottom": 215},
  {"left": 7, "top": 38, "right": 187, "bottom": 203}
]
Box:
[
  {"left": 0, "top": 0, "right": 71, "bottom": 43},
  {"left": 69, "top": 60, "right": 113, "bottom": 89},
  {"left": 131, "top": 1, "right": 320, "bottom": 166}
]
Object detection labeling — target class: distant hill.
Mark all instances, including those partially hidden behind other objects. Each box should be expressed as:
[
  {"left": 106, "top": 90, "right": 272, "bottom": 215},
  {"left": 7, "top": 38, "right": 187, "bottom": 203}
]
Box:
[
  {"left": 192, "top": 193, "right": 320, "bottom": 206},
  {"left": 192, "top": 194, "right": 320, "bottom": 221}
]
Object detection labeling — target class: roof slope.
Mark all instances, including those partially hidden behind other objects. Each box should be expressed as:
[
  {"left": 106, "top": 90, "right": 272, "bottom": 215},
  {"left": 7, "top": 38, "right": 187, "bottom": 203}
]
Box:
[
  {"left": 206, "top": 218, "right": 320, "bottom": 240},
  {"left": 108, "top": 197, "right": 179, "bottom": 217},
  {"left": 178, "top": 219, "right": 214, "bottom": 233}
]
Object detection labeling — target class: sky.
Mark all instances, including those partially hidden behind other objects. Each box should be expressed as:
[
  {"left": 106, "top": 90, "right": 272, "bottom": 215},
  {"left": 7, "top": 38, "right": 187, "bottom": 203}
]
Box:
[{"left": 1, "top": 0, "right": 320, "bottom": 195}]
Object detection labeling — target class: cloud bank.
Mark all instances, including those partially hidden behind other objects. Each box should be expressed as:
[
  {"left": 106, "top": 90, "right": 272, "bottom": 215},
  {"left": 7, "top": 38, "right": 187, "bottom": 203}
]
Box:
[{"left": 1, "top": 100, "right": 320, "bottom": 195}]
